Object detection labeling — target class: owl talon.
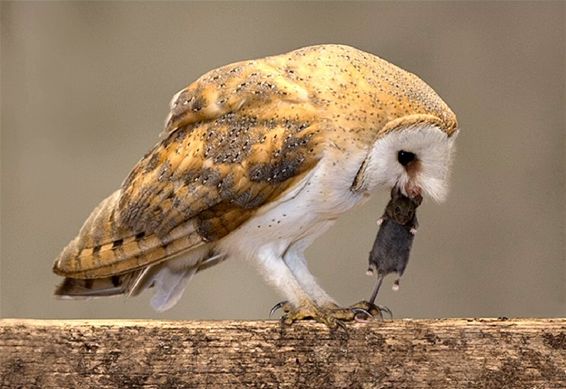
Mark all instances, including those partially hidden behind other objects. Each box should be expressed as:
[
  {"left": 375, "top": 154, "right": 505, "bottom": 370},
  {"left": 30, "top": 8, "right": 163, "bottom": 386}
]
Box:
[
  {"left": 319, "top": 303, "right": 376, "bottom": 324},
  {"left": 269, "top": 300, "right": 291, "bottom": 318},
  {"left": 380, "top": 305, "right": 393, "bottom": 319},
  {"left": 350, "top": 300, "right": 392, "bottom": 320},
  {"left": 351, "top": 307, "right": 372, "bottom": 318}
]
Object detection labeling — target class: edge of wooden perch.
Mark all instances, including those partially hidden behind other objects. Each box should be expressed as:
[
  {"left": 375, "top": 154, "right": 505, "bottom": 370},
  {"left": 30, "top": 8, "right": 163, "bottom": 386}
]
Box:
[{"left": 1, "top": 318, "right": 565, "bottom": 388}]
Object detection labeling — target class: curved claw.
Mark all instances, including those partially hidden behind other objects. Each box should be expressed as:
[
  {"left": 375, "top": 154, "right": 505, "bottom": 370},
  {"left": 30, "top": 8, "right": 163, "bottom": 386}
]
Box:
[
  {"left": 378, "top": 305, "right": 393, "bottom": 319},
  {"left": 269, "top": 300, "right": 288, "bottom": 318},
  {"left": 334, "top": 319, "right": 348, "bottom": 334},
  {"left": 350, "top": 300, "right": 394, "bottom": 321},
  {"left": 354, "top": 314, "right": 372, "bottom": 323},
  {"left": 351, "top": 307, "right": 372, "bottom": 323}
]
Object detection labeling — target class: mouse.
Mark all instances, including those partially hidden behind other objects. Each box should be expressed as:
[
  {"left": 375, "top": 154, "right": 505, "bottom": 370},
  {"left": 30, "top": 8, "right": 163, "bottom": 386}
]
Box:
[{"left": 366, "top": 187, "right": 423, "bottom": 306}]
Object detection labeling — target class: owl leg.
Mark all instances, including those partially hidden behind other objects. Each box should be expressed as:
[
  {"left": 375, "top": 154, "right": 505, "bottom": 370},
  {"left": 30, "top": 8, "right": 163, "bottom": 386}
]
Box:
[
  {"left": 255, "top": 247, "right": 347, "bottom": 329},
  {"left": 282, "top": 248, "right": 336, "bottom": 306},
  {"left": 277, "top": 245, "right": 371, "bottom": 326},
  {"left": 255, "top": 246, "right": 317, "bottom": 308}
]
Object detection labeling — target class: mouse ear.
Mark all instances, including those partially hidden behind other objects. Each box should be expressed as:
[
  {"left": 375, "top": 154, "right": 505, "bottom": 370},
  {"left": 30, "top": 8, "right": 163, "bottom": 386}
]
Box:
[
  {"left": 413, "top": 194, "right": 423, "bottom": 206},
  {"left": 391, "top": 186, "right": 401, "bottom": 199}
]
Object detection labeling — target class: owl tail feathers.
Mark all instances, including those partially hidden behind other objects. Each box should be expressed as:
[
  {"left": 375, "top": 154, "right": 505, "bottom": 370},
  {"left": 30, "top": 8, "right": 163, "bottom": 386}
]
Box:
[
  {"left": 149, "top": 266, "right": 197, "bottom": 312},
  {"left": 54, "top": 268, "right": 149, "bottom": 299},
  {"left": 53, "top": 269, "right": 196, "bottom": 311},
  {"left": 53, "top": 188, "right": 205, "bottom": 279},
  {"left": 52, "top": 263, "right": 195, "bottom": 309},
  {"left": 55, "top": 253, "right": 227, "bottom": 310}
]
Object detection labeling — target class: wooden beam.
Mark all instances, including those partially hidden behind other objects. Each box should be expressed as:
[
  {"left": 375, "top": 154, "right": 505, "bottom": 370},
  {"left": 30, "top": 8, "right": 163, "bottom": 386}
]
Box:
[{"left": 1, "top": 318, "right": 564, "bottom": 388}]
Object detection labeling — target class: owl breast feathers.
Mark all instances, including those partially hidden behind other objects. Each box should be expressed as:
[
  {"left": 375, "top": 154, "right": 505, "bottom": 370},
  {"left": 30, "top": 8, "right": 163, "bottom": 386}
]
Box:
[{"left": 53, "top": 44, "right": 457, "bottom": 313}]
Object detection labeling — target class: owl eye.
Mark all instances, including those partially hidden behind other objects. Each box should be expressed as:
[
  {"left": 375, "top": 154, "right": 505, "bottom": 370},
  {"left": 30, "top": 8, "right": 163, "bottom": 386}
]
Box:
[{"left": 398, "top": 150, "right": 416, "bottom": 166}]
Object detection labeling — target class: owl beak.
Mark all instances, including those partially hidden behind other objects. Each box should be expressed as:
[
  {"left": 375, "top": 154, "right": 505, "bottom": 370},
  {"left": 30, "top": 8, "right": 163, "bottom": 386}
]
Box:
[{"left": 402, "top": 159, "right": 422, "bottom": 199}]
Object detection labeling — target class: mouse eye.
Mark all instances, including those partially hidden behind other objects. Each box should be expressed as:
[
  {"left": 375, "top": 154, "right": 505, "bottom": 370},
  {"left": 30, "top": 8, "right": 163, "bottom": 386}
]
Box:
[{"left": 398, "top": 150, "right": 416, "bottom": 166}]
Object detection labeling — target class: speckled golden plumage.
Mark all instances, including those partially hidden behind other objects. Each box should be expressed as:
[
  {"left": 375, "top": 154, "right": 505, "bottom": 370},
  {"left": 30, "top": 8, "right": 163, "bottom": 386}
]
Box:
[{"left": 53, "top": 44, "right": 456, "bottom": 294}]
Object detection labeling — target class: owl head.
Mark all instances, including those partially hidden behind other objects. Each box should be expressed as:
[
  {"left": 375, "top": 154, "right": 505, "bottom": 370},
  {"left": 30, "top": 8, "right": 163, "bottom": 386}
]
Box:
[{"left": 355, "top": 114, "right": 458, "bottom": 202}]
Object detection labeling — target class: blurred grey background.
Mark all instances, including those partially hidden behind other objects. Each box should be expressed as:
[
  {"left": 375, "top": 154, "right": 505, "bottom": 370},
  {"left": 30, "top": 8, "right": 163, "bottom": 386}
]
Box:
[{"left": 1, "top": 1, "right": 564, "bottom": 320}]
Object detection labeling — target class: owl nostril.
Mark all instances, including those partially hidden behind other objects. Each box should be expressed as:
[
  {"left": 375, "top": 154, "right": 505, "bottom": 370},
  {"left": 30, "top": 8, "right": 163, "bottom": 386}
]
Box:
[{"left": 398, "top": 150, "right": 416, "bottom": 166}]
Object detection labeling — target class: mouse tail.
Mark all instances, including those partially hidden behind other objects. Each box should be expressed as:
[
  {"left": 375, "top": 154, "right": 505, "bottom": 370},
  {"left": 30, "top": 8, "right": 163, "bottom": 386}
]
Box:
[{"left": 368, "top": 274, "right": 384, "bottom": 305}]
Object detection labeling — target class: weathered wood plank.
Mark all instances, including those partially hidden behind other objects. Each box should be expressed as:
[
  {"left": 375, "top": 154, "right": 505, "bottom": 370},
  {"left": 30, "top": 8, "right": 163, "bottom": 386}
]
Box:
[{"left": 0, "top": 318, "right": 565, "bottom": 388}]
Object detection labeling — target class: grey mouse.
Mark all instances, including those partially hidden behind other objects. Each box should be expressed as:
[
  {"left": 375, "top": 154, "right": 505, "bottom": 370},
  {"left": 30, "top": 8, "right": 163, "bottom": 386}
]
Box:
[{"left": 366, "top": 188, "right": 422, "bottom": 306}]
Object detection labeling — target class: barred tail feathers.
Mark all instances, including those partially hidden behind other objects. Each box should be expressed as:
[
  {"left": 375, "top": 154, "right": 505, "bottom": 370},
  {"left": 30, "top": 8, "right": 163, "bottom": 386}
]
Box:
[
  {"left": 55, "top": 251, "right": 226, "bottom": 311},
  {"left": 53, "top": 190, "right": 205, "bottom": 279},
  {"left": 54, "top": 269, "right": 147, "bottom": 298}
]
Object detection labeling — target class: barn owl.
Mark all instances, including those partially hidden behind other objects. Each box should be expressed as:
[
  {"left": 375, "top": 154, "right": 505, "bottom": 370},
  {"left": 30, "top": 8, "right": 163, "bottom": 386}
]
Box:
[{"left": 53, "top": 44, "right": 458, "bottom": 328}]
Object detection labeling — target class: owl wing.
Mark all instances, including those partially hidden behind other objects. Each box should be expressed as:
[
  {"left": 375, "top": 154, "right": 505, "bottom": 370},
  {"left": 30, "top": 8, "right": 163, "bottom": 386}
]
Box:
[{"left": 53, "top": 59, "right": 325, "bottom": 279}]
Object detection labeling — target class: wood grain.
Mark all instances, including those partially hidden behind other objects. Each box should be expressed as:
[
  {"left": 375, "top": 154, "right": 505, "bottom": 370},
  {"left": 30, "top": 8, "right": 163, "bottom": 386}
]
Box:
[{"left": 1, "top": 318, "right": 564, "bottom": 388}]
